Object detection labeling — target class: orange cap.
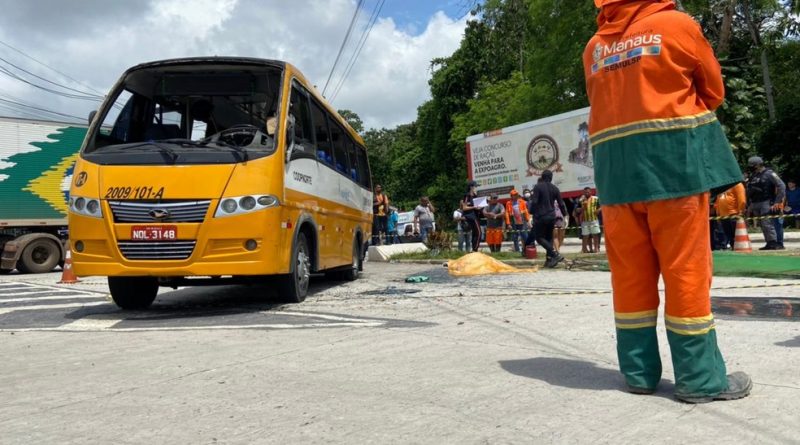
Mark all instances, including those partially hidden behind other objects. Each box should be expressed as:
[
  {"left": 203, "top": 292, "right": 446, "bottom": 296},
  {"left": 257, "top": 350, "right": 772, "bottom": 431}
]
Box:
[{"left": 510, "top": 190, "right": 519, "bottom": 196}]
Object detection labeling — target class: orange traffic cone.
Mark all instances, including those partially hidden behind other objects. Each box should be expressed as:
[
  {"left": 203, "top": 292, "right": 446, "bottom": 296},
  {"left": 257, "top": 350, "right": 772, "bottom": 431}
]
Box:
[
  {"left": 733, "top": 217, "right": 752, "bottom": 253},
  {"left": 58, "top": 245, "right": 80, "bottom": 284}
]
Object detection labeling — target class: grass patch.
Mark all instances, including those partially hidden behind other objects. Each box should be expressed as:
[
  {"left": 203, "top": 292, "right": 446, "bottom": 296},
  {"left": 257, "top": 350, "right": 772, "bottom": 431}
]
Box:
[{"left": 712, "top": 251, "right": 800, "bottom": 279}]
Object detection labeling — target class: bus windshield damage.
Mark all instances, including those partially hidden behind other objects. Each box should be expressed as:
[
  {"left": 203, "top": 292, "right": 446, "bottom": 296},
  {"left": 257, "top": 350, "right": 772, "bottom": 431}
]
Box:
[{"left": 83, "top": 63, "right": 284, "bottom": 165}]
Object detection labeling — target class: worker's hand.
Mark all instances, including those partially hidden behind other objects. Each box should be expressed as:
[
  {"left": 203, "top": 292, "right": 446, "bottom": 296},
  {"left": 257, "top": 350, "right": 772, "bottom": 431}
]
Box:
[{"left": 771, "top": 203, "right": 784, "bottom": 212}]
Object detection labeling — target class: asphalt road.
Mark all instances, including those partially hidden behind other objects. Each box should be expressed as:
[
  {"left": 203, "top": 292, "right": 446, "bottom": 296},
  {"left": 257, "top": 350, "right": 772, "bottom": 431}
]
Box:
[{"left": 1, "top": 263, "right": 799, "bottom": 444}]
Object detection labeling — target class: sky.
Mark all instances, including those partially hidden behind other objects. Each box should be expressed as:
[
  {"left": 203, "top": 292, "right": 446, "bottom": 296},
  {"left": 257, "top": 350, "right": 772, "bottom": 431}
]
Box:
[{"left": 0, "top": 0, "right": 470, "bottom": 130}]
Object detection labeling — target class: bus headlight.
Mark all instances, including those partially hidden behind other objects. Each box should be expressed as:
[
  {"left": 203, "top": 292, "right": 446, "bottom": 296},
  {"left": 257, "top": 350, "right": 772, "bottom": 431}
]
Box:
[
  {"left": 239, "top": 196, "right": 256, "bottom": 211},
  {"left": 69, "top": 195, "right": 103, "bottom": 218},
  {"left": 221, "top": 199, "right": 238, "bottom": 214},
  {"left": 215, "top": 194, "right": 280, "bottom": 218}
]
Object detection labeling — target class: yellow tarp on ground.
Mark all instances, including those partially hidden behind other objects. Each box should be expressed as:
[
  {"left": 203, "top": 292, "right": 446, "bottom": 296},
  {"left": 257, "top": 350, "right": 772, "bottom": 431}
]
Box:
[{"left": 447, "top": 252, "right": 538, "bottom": 277}]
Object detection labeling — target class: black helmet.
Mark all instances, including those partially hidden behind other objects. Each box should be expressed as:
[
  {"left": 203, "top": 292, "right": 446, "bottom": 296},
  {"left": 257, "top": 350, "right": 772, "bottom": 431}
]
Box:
[{"left": 747, "top": 156, "right": 764, "bottom": 167}]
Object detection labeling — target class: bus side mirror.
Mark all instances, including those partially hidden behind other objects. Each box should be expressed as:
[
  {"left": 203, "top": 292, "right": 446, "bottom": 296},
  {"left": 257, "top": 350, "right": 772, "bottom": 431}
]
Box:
[{"left": 88, "top": 110, "right": 97, "bottom": 125}]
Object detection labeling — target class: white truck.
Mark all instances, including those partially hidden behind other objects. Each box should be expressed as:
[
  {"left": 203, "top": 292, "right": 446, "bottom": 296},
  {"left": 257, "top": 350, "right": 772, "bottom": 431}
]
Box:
[
  {"left": 0, "top": 116, "right": 88, "bottom": 273},
  {"left": 465, "top": 107, "right": 595, "bottom": 200}
]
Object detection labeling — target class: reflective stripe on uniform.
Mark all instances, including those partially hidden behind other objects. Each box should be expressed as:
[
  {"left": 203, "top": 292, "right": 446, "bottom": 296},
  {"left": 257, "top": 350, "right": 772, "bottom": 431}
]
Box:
[
  {"left": 615, "top": 310, "right": 658, "bottom": 329},
  {"left": 590, "top": 111, "right": 718, "bottom": 147},
  {"left": 665, "top": 314, "right": 716, "bottom": 335}
]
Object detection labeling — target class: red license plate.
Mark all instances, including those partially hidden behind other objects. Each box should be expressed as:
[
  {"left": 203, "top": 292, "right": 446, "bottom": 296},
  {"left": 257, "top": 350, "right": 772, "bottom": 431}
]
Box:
[{"left": 131, "top": 225, "right": 177, "bottom": 241}]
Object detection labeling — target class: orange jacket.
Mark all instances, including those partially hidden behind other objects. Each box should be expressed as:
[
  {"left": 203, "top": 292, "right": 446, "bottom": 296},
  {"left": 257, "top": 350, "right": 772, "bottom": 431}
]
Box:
[
  {"left": 505, "top": 198, "right": 530, "bottom": 226},
  {"left": 582, "top": 0, "right": 742, "bottom": 205},
  {"left": 715, "top": 183, "right": 746, "bottom": 216},
  {"left": 584, "top": 0, "right": 723, "bottom": 133}
]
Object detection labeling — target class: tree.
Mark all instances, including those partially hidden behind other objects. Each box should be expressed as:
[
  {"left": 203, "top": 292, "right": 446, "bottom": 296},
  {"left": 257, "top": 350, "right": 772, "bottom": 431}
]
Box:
[{"left": 337, "top": 109, "right": 364, "bottom": 134}]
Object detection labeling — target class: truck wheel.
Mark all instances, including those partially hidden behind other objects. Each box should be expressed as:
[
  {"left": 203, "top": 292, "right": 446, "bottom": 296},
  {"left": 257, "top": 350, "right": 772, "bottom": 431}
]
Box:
[
  {"left": 277, "top": 233, "right": 310, "bottom": 303},
  {"left": 108, "top": 277, "right": 158, "bottom": 310},
  {"left": 18, "top": 238, "right": 61, "bottom": 274}
]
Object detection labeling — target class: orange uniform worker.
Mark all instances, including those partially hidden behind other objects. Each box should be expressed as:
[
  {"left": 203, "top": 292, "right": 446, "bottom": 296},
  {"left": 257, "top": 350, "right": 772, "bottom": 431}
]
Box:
[
  {"left": 505, "top": 190, "right": 531, "bottom": 252},
  {"left": 715, "top": 183, "right": 747, "bottom": 250},
  {"left": 583, "top": 0, "right": 751, "bottom": 402}
]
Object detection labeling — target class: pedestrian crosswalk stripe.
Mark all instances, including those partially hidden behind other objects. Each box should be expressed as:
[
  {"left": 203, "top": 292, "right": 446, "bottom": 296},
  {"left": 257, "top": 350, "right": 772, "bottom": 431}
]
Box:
[
  {"left": 1, "top": 294, "right": 106, "bottom": 304},
  {"left": 0, "top": 301, "right": 108, "bottom": 315},
  {"left": 0, "top": 289, "right": 91, "bottom": 297}
]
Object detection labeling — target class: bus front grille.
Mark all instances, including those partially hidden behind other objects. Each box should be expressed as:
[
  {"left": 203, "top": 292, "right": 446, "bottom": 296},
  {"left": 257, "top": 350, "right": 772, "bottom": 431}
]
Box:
[
  {"left": 118, "top": 241, "right": 196, "bottom": 260},
  {"left": 109, "top": 200, "right": 211, "bottom": 223}
]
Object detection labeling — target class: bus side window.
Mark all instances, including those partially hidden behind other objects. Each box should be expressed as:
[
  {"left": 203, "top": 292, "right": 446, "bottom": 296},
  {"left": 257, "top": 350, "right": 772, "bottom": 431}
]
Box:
[
  {"left": 329, "top": 119, "right": 349, "bottom": 175},
  {"left": 290, "top": 86, "right": 314, "bottom": 155},
  {"left": 345, "top": 140, "right": 359, "bottom": 182},
  {"left": 356, "top": 145, "right": 371, "bottom": 189},
  {"left": 310, "top": 100, "right": 333, "bottom": 165}
]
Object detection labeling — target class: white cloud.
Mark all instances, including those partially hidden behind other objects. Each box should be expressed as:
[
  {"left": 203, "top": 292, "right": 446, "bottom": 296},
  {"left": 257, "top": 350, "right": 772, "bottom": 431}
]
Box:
[{"left": 0, "top": 0, "right": 465, "bottom": 130}]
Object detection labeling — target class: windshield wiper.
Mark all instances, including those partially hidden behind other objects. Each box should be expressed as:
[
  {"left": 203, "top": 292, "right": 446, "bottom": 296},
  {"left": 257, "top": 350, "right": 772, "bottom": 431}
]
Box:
[
  {"left": 206, "top": 140, "right": 249, "bottom": 162},
  {"left": 94, "top": 141, "right": 179, "bottom": 163}
]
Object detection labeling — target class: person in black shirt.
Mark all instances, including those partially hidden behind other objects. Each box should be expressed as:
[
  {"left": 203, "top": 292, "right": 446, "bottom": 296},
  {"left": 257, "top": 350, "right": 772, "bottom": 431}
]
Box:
[
  {"left": 529, "top": 170, "right": 567, "bottom": 267},
  {"left": 460, "top": 180, "right": 482, "bottom": 252}
]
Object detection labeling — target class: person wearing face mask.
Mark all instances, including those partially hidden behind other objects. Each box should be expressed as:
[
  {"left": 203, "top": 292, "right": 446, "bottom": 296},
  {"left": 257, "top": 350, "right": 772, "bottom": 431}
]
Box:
[
  {"left": 583, "top": 0, "right": 749, "bottom": 403},
  {"left": 745, "top": 156, "right": 786, "bottom": 250}
]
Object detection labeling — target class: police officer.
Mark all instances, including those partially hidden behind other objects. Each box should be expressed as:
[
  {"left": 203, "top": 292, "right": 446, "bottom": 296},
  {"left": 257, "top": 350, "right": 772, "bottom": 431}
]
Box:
[{"left": 746, "top": 156, "right": 786, "bottom": 250}]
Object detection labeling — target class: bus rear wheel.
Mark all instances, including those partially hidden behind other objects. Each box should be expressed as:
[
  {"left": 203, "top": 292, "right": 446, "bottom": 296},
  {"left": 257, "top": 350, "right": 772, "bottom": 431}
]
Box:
[
  {"left": 341, "top": 241, "right": 360, "bottom": 281},
  {"left": 277, "top": 233, "right": 310, "bottom": 303},
  {"left": 108, "top": 277, "right": 158, "bottom": 310}
]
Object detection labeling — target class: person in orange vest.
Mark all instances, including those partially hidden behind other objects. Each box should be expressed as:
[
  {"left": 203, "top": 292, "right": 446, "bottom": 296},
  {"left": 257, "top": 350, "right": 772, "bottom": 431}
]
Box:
[
  {"left": 715, "top": 183, "right": 747, "bottom": 250},
  {"left": 583, "top": 0, "right": 751, "bottom": 402},
  {"left": 505, "top": 190, "right": 531, "bottom": 252}
]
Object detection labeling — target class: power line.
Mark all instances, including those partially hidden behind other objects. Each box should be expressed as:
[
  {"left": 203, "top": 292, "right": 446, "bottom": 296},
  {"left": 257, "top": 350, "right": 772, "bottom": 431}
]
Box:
[
  {"left": 0, "top": 66, "right": 103, "bottom": 101},
  {"left": 0, "top": 55, "right": 103, "bottom": 98},
  {"left": 0, "top": 38, "right": 105, "bottom": 96},
  {"left": 0, "top": 102, "right": 54, "bottom": 121},
  {"left": 321, "top": 0, "right": 365, "bottom": 97},
  {"left": 0, "top": 95, "right": 85, "bottom": 123},
  {"left": 330, "top": 0, "right": 386, "bottom": 102}
]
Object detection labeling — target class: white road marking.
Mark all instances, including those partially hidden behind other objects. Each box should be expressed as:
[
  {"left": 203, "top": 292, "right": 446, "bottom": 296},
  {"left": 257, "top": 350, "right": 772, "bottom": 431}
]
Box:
[
  {"left": 0, "top": 294, "right": 105, "bottom": 303},
  {"left": 56, "top": 317, "right": 120, "bottom": 331},
  {"left": 0, "top": 301, "right": 108, "bottom": 315},
  {"left": 273, "top": 311, "right": 377, "bottom": 323},
  {"left": 0, "top": 322, "right": 384, "bottom": 332}
]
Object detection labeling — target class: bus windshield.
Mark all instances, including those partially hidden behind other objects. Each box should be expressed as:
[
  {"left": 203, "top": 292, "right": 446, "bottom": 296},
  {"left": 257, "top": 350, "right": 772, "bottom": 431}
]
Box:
[{"left": 84, "top": 64, "right": 284, "bottom": 165}]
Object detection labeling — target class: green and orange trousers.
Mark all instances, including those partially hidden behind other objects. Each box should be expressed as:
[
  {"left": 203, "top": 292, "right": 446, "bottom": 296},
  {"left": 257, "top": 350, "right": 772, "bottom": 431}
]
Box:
[{"left": 603, "top": 192, "right": 728, "bottom": 397}]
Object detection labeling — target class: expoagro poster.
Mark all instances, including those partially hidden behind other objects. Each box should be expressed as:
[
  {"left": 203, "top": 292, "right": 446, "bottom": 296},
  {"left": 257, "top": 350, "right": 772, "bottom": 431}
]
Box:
[{"left": 465, "top": 107, "right": 595, "bottom": 198}]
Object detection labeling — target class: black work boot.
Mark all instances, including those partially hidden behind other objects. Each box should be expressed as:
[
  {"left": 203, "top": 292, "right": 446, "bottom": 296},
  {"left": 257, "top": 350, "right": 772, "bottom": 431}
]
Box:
[
  {"left": 759, "top": 242, "right": 776, "bottom": 251},
  {"left": 675, "top": 371, "right": 752, "bottom": 404}
]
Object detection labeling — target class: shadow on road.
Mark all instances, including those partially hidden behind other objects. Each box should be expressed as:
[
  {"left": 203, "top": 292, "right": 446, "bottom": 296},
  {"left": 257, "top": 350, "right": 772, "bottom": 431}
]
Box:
[
  {"left": 68, "top": 276, "right": 342, "bottom": 322},
  {"left": 499, "top": 357, "right": 675, "bottom": 398},
  {"left": 775, "top": 336, "right": 800, "bottom": 347}
]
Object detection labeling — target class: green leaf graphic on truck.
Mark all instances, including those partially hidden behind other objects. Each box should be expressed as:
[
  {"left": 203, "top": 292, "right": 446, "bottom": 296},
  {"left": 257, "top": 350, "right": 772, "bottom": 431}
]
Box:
[{"left": 0, "top": 123, "right": 87, "bottom": 220}]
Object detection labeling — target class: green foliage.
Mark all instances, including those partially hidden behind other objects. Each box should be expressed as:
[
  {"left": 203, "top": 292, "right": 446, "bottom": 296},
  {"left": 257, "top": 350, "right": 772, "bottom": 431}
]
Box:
[
  {"left": 424, "top": 230, "right": 456, "bottom": 252},
  {"left": 337, "top": 109, "right": 364, "bottom": 134},
  {"left": 361, "top": 0, "right": 799, "bottom": 221}
]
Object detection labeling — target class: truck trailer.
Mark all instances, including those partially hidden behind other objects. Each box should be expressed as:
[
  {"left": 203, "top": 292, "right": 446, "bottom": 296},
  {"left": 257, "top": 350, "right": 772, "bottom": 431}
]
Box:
[
  {"left": 0, "top": 116, "right": 87, "bottom": 274},
  {"left": 466, "top": 108, "right": 595, "bottom": 199}
]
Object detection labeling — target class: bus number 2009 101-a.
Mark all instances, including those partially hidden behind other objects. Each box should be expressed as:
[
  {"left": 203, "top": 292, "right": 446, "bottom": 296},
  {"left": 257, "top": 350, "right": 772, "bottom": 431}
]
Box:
[{"left": 105, "top": 186, "right": 165, "bottom": 200}]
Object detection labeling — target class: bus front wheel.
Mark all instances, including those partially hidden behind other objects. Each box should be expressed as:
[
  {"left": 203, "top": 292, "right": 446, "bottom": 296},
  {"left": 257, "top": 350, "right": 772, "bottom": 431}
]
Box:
[
  {"left": 277, "top": 233, "right": 310, "bottom": 303},
  {"left": 108, "top": 277, "right": 158, "bottom": 310}
]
